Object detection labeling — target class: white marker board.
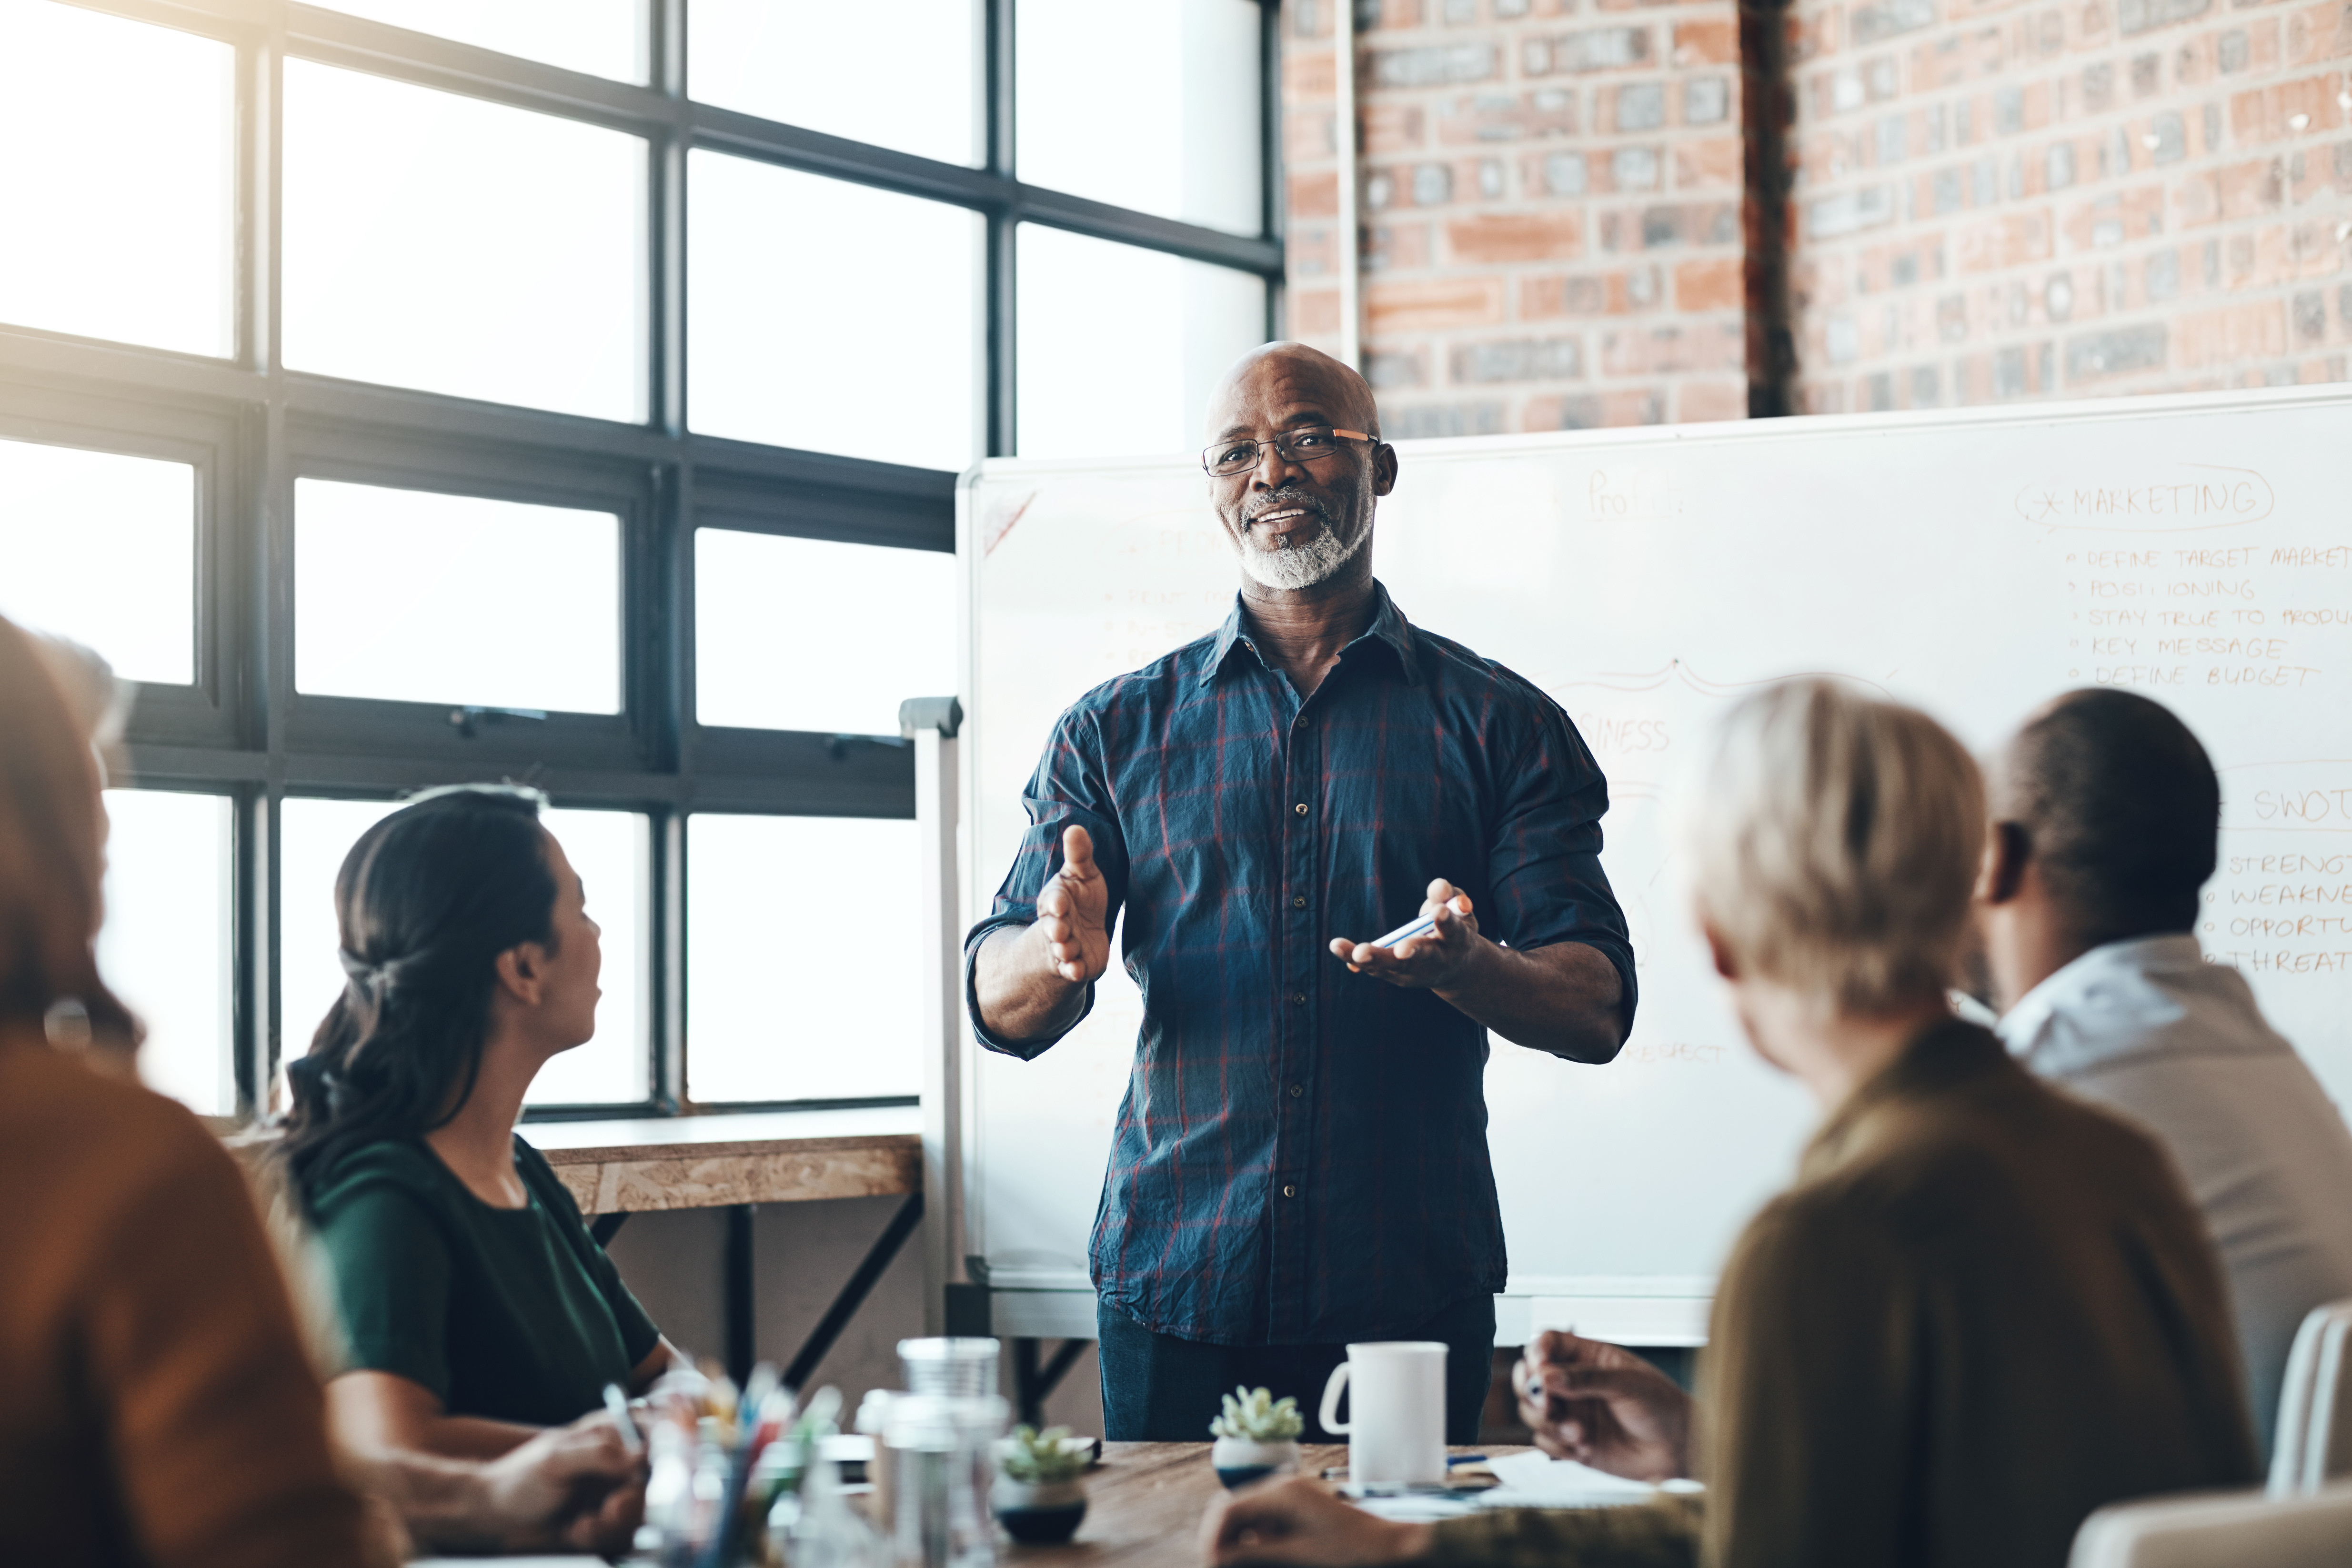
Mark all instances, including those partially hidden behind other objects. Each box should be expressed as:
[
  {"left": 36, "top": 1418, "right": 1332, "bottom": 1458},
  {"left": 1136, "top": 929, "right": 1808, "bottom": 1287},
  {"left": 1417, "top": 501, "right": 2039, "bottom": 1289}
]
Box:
[{"left": 955, "top": 385, "right": 2352, "bottom": 1325}]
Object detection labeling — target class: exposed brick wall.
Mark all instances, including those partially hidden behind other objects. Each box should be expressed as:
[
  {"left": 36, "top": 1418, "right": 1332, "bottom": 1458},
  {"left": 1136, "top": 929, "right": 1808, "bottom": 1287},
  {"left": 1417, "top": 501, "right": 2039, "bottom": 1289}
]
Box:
[
  {"left": 1282, "top": 0, "right": 1750, "bottom": 434},
  {"left": 1281, "top": 0, "right": 2350, "bottom": 423},
  {"left": 1782, "top": 0, "right": 2352, "bottom": 410}
]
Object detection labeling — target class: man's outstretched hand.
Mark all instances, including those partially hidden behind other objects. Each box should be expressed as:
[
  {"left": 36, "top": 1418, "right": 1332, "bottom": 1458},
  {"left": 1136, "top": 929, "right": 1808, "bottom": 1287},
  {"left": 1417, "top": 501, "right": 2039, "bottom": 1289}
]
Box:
[
  {"left": 1199, "top": 1477, "right": 1430, "bottom": 1568},
  {"left": 1034, "top": 824, "right": 1112, "bottom": 987},
  {"left": 1514, "top": 1330, "right": 1693, "bottom": 1482},
  {"left": 1329, "top": 878, "right": 1480, "bottom": 990}
]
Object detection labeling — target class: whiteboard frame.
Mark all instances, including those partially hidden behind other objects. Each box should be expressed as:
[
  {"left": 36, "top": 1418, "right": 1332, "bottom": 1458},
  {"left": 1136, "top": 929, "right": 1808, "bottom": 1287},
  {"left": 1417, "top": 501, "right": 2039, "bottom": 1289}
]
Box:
[{"left": 951, "top": 381, "right": 2352, "bottom": 1345}]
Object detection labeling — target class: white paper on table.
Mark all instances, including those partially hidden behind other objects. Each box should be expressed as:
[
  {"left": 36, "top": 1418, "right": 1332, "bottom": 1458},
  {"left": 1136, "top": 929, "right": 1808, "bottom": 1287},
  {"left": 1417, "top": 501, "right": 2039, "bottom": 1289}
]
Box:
[
  {"left": 1353, "top": 1494, "right": 1486, "bottom": 1523},
  {"left": 1478, "top": 1450, "right": 1675, "bottom": 1509}
]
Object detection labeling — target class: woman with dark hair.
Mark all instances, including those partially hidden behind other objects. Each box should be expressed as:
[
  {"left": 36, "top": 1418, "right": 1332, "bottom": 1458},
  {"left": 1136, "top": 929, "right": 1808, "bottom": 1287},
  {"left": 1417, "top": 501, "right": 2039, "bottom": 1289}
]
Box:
[{"left": 281, "top": 785, "right": 680, "bottom": 1457}]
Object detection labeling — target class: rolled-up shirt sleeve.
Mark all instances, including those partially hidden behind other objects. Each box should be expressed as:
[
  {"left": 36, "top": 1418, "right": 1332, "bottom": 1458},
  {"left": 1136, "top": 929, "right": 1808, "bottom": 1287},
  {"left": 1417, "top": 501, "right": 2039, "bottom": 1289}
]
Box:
[
  {"left": 963, "top": 703, "right": 1129, "bottom": 1061},
  {"left": 1485, "top": 699, "right": 1638, "bottom": 1033}
]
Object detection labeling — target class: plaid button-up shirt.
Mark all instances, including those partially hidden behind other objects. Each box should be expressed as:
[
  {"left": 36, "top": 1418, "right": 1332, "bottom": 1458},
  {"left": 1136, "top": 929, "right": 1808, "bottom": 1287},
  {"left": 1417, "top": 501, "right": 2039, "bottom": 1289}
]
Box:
[{"left": 965, "top": 584, "right": 1635, "bottom": 1345}]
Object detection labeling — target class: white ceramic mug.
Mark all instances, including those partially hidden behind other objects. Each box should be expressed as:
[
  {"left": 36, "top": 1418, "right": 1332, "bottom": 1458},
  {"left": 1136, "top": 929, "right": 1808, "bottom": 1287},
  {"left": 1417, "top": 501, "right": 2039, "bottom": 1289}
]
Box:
[{"left": 1318, "top": 1341, "right": 1447, "bottom": 1487}]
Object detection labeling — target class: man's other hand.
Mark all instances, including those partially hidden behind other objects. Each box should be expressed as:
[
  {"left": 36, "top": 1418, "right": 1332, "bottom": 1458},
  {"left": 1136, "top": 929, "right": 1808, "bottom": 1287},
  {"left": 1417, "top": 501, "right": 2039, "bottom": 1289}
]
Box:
[
  {"left": 482, "top": 1411, "right": 644, "bottom": 1558},
  {"left": 1199, "top": 1477, "right": 1431, "bottom": 1568},
  {"left": 1034, "top": 824, "right": 1113, "bottom": 986},
  {"left": 1513, "top": 1330, "right": 1692, "bottom": 1482},
  {"left": 1329, "top": 878, "right": 1480, "bottom": 989}
]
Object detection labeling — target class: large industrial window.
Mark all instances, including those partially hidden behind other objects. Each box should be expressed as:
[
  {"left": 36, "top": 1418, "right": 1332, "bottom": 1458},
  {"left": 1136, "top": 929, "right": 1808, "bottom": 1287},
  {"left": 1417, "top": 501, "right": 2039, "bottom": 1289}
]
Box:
[{"left": 10, "top": 0, "right": 1282, "bottom": 1121}]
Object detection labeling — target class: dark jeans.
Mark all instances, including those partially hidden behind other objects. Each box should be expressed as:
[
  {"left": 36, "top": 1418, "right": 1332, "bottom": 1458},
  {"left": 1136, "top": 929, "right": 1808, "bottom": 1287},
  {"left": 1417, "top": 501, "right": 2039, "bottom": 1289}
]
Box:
[{"left": 1096, "top": 1294, "right": 1496, "bottom": 1443}]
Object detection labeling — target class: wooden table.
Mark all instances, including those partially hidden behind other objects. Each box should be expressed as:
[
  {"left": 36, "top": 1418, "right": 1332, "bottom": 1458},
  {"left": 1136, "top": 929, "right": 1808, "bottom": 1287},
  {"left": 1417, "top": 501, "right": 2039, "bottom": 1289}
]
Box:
[
  {"left": 526, "top": 1109, "right": 924, "bottom": 1387},
  {"left": 528, "top": 1107, "right": 922, "bottom": 1217},
  {"left": 1017, "top": 1444, "right": 1529, "bottom": 1568},
  {"left": 416, "top": 1443, "right": 1528, "bottom": 1567}
]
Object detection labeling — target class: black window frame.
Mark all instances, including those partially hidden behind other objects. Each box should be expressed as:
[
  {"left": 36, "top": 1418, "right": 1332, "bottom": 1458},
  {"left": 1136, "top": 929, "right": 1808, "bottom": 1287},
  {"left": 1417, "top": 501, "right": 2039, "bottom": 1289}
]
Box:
[{"left": 1, "top": 0, "right": 1285, "bottom": 1122}]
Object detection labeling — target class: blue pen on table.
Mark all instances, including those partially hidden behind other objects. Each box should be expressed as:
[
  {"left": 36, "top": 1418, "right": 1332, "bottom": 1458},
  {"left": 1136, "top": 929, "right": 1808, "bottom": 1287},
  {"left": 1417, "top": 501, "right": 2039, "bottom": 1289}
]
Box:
[{"left": 603, "top": 1381, "right": 643, "bottom": 1456}]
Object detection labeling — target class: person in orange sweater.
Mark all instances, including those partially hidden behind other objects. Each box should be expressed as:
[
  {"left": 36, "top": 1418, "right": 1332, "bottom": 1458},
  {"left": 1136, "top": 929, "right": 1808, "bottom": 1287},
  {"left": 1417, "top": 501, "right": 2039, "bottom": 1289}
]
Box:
[
  {"left": 0, "top": 613, "right": 372, "bottom": 1568},
  {"left": 0, "top": 617, "right": 641, "bottom": 1564}
]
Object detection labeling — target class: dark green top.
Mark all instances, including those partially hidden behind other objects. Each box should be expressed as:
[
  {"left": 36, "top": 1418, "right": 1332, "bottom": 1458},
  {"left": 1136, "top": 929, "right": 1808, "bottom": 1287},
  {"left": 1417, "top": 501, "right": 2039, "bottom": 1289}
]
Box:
[{"left": 311, "top": 1135, "right": 661, "bottom": 1427}]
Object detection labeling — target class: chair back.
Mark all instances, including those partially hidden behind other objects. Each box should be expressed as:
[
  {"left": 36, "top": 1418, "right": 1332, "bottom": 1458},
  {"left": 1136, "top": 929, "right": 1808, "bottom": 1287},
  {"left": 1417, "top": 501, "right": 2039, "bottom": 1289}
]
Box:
[
  {"left": 2069, "top": 1484, "right": 2352, "bottom": 1568},
  {"left": 2270, "top": 1298, "right": 2352, "bottom": 1496}
]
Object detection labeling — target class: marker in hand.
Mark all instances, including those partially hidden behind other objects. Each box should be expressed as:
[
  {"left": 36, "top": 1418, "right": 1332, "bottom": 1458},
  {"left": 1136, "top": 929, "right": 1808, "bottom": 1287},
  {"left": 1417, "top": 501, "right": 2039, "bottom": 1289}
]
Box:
[
  {"left": 603, "top": 1382, "right": 642, "bottom": 1456},
  {"left": 1331, "top": 879, "right": 1479, "bottom": 986},
  {"left": 1372, "top": 912, "right": 1440, "bottom": 949}
]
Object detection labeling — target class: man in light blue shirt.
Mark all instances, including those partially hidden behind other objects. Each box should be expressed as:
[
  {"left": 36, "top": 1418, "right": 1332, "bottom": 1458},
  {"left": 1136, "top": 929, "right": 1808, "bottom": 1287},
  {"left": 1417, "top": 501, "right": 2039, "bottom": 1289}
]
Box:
[{"left": 1977, "top": 688, "right": 2352, "bottom": 1460}]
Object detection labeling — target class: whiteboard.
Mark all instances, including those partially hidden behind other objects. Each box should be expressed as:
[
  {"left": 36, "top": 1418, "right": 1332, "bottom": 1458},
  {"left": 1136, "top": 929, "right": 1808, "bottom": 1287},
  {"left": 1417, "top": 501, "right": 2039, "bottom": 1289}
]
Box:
[{"left": 956, "top": 384, "right": 2352, "bottom": 1316}]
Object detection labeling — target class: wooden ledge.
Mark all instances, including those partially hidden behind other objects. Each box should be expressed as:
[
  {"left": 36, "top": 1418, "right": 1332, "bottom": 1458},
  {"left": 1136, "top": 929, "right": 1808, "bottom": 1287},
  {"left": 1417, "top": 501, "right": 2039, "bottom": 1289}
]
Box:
[{"left": 524, "top": 1107, "right": 922, "bottom": 1216}]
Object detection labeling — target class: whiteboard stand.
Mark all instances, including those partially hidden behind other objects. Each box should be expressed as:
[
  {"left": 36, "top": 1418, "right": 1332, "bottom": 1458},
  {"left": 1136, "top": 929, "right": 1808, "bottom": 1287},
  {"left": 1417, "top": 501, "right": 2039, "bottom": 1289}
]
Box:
[{"left": 901, "top": 695, "right": 965, "bottom": 1337}]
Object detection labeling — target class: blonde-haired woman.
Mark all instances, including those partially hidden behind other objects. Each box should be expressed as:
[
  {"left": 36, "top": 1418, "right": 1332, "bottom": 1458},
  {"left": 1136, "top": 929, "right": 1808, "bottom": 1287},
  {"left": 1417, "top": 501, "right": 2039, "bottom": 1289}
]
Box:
[{"left": 1204, "top": 680, "right": 2257, "bottom": 1568}]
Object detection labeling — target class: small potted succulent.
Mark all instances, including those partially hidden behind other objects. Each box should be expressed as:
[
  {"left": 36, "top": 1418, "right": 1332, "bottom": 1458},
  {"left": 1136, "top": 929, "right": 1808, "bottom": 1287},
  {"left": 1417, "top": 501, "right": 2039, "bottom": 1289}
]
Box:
[
  {"left": 1208, "top": 1386, "right": 1305, "bottom": 1489},
  {"left": 992, "top": 1424, "right": 1089, "bottom": 1544}
]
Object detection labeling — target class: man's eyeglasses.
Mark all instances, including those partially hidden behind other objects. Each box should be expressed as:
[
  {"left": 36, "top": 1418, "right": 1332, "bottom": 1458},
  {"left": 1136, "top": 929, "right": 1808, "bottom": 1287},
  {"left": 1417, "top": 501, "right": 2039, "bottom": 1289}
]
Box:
[{"left": 1200, "top": 427, "right": 1375, "bottom": 477}]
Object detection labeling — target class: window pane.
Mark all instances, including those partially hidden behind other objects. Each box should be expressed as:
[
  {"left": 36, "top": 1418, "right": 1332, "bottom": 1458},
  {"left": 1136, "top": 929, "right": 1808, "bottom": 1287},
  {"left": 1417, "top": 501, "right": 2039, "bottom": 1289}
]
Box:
[
  {"left": 99, "top": 790, "right": 233, "bottom": 1116},
  {"left": 0, "top": 0, "right": 231, "bottom": 357},
  {"left": 687, "top": 152, "right": 977, "bottom": 470},
  {"left": 689, "top": 0, "right": 973, "bottom": 165},
  {"left": 695, "top": 530, "right": 955, "bottom": 734},
  {"left": 0, "top": 438, "right": 195, "bottom": 685},
  {"left": 1018, "top": 0, "right": 1261, "bottom": 235},
  {"left": 310, "top": 0, "right": 646, "bottom": 83},
  {"left": 295, "top": 479, "right": 621, "bottom": 713},
  {"left": 528, "top": 807, "right": 650, "bottom": 1105},
  {"left": 1018, "top": 227, "right": 1267, "bottom": 459},
  {"left": 280, "top": 798, "right": 649, "bottom": 1107},
  {"left": 687, "top": 814, "right": 918, "bottom": 1104},
  {"left": 283, "top": 60, "right": 646, "bottom": 422}
]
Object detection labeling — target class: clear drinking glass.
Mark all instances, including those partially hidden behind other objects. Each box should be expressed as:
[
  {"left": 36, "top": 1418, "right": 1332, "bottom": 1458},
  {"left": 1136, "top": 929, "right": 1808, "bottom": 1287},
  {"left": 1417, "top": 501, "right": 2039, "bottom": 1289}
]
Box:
[
  {"left": 898, "top": 1338, "right": 1001, "bottom": 1398},
  {"left": 885, "top": 1393, "right": 1006, "bottom": 1568}
]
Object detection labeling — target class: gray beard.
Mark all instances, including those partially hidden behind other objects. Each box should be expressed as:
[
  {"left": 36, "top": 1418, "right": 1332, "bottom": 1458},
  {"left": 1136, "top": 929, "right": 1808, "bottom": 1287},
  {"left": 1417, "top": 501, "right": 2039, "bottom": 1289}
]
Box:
[{"left": 1237, "top": 518, "right": 1366, "bottom": 591}]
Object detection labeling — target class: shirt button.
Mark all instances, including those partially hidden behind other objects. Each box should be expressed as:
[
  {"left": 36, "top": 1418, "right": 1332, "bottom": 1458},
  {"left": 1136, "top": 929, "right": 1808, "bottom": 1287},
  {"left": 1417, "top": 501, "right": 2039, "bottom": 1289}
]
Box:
[
  {"left": 1290, "top": 992, "right": 1307, "bottom": 1005},
  {"left": 1290, "top": 1083, "right": 1305, "bottom": 1097},
  {"left": 1293, "top": 895, "right": 1307, "bottom": 908},
  {"left": 1294, "top": 714, "right": 1309, "bottom": 728},
  {"left": 1282, "top": 1184, "right": 1298, "bottom": 1198},
  {"left": 1295, "top": 802, "right": 1309, "bottom": 815}
]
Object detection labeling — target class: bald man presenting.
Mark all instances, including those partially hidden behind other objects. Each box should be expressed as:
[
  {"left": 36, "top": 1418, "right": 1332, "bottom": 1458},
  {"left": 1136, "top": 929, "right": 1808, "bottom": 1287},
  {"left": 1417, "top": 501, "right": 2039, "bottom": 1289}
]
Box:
[{"left": 966, "top": 344, "right": 1636, "bottom": 1440}]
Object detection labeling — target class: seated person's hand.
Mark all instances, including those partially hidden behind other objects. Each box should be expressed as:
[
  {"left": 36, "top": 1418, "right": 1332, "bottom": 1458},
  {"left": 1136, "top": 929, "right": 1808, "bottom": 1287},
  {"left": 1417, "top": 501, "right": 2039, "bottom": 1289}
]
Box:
[
  {"left": 1199, "top": 1475, "right": 1431, "bottom": 1568},
  {"left": 1515, "top": 1330, "right": 1692, "bottom": 1482},
  {"left": 482, "top": 1410, "right": 646, "bottom": 1558}
]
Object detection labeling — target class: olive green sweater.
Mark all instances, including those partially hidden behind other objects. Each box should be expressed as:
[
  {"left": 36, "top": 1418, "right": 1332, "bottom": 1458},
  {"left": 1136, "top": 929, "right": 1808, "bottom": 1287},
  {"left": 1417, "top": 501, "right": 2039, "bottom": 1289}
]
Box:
[{"left": 1426, "top": 1022, "right": 2259, "bottom": 1568}]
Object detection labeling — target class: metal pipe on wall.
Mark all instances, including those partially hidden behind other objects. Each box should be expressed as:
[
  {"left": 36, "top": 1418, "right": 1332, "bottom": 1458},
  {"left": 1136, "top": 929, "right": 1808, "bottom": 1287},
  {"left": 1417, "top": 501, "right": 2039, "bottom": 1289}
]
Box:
[{"left": 1335, "top": 0, "right": 1360, "bottom": 369}]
